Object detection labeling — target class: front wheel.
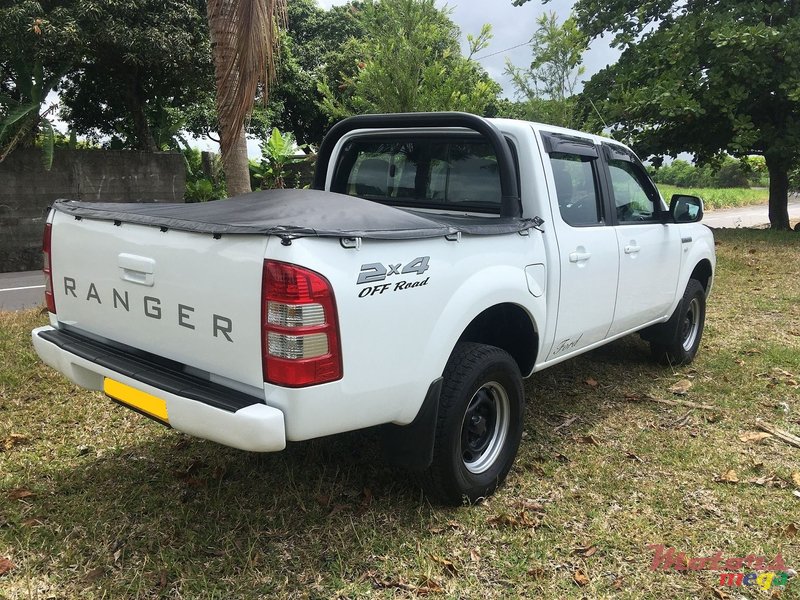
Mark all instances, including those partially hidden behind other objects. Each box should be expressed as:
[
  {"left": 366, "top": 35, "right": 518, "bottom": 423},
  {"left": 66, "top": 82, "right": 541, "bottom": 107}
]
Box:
[
  {"left": 650, "top": 278, "right": 707, "bottom": 365},
  {"left": 421, "top": 343, "right": 525, "bottom": 505}
]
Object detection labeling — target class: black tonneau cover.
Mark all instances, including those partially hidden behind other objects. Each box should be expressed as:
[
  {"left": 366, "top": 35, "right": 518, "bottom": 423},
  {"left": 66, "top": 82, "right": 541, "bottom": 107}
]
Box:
[{"left": 53, "top": 189, "right": 537, "bottom": 240}]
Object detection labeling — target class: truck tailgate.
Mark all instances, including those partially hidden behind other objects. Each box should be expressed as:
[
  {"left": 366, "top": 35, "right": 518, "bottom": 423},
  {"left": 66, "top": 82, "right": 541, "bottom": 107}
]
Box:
[{"left": 50, "top": 212, "right": 268, "bottom": 390}]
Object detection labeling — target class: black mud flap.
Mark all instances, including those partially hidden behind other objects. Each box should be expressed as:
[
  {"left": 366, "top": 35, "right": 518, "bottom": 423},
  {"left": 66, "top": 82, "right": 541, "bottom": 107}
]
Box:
[
  {"left": 380, "top": 377, "right": 442, "bottom": 470},
  {"left": 639, "top": 300, "right": 683, "bottom": 344}
]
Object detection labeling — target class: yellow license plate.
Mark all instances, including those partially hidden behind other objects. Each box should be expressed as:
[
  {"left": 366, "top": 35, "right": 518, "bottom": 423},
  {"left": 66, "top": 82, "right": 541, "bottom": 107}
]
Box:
[{"left": 103, "top": 378, "right": 169, "bottom": 424}]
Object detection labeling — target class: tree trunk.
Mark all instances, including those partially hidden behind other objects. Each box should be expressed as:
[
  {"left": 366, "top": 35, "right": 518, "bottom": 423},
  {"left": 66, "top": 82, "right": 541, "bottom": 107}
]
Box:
[
  {"left": 207, "top": 0, "right": 252, "bottom": 197},
  {"left": 201, "top": 151, "right": 216, "bottom": 183},
  {"left": 125, "top": 74, "right": 157, "bottom": 153},
  {"left": 765, "top": 153, "right": 791, "bottom": 230},
  {"left": 224, "top": 127, "right": 252, "bottom": 196}
]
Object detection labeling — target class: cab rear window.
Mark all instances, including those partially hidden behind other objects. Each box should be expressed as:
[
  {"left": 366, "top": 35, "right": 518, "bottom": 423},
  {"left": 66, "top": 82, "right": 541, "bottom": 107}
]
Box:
[{"left": 331, "top": 136, "right": 505, "bottom": 214}]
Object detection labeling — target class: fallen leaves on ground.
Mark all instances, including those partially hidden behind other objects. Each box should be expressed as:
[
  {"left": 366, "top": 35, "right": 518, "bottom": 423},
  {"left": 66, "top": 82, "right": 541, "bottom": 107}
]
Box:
[
  {"left": 20, "top": 518, "right": 42, "bottom": 527},
  {"left": 573, "top": 569, "right": 590, "bottom": 587},
  {"left": 514, "top": 498, "right": 545, "bottom": 512},
  {"left": 2, "top": 433, "right": 29, "bottom": 451},
  {"left": 625, "top": 451, "right": 644, "bottom": 463},
  {"left": 7, "top": 488, "right": 35, "bottom": 501},
  {"left": 527, "top": 567, "right": 546, "bottom": 579},
  {"left": 429, "top": 554, "right": 457, "bottom": 576},
  {"left": 669, "top": 413, "right": 693, "bottom": 429},
  {"left": 792, "top": 472, "right": 800, "bottom": 488},
  {"left": 359, "top": 487, "right": 373, "bottom": 511},
  {"left": 747, "top": 475, "right": 785, "bottom": 488},
  {"left": 553, "top": 415, "right": 578, "bottom": 432},
  {"left": 577, "top": 434, "right": 601, "bottom": 446},
  {"left": 0, "top": 557, "right": 15, "bottom": 576},
  {"left": 715, "top": 469, "right": 739, "bottom": 484},
  {"left": 669, "top": 379, "right": 693, "bottom": 395},
  {"left": 369, "top": 573, "right": 443, "bottom": 595},
  {"left": 574, "top": 545, "right": 597, "bottom": 558},
  {"left": 487, "top": 510, "right": 539, "bottom": 528},
  {"left": 427, "top": 521, "right": 461, "bottom": 534},
  {"left": 83, "top": 566, "right": 105, "bottom": 583},
  {"left": 713, "top": 470, "right": 787, "bottom": 488},
  {"left": 172, "top": 462, "right": 207, "bottom": 488},
  {"left": 758, "top": 367, "right": 799, "bottom": 388},
  {"left": 739, "top": 431, "right": 772, "bottom": 444}
]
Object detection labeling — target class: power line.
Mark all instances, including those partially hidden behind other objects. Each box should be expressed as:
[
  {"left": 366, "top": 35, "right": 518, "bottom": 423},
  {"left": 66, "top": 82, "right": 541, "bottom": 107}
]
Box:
[{"left": 473, "top": 41, "right": 531, "bottom": 61}]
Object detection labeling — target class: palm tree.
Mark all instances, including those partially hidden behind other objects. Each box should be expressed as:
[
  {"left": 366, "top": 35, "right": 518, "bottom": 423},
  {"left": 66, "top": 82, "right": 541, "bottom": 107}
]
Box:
[{"left": 206, "top": 0, "right": 287, "bottom": 196}]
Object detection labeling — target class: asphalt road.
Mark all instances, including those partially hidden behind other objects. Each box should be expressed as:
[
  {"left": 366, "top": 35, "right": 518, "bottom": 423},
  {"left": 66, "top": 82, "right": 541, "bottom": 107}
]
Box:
[
  {"left": 702, "top": 193, "right": 800, "bottom": 228},
  {"left": 0, "top": 270, "right": 45, "bottom": 312},
  {"left": 2, "top": 198, "right": 798, "bottom": 312}
]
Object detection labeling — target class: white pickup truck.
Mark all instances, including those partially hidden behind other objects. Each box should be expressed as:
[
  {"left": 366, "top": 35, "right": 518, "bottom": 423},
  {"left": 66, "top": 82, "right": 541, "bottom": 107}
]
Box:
[{"left": 32, "top": 112, "right": 715, "bottom": 505}]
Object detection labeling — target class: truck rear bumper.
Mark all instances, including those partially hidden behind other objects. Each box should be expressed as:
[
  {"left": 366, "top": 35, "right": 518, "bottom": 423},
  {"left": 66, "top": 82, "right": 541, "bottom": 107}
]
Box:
[{"left": 31, "top": 326, "right": 286, "bottom": 452}]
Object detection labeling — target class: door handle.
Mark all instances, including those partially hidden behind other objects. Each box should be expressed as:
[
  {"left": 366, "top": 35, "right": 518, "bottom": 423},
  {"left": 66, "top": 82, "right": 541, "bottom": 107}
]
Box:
[
  {"left": 569, "top": 251, "right": 592, "bottom": 263},
  {"left": 624, "top": 244, "right": 641, "bottom": 254}
]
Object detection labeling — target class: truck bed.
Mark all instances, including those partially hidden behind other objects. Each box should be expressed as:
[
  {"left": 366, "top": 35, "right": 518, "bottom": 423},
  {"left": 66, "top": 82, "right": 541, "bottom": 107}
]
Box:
[{"left": 52, "top": 189, "right": 538, "bottom": 240}]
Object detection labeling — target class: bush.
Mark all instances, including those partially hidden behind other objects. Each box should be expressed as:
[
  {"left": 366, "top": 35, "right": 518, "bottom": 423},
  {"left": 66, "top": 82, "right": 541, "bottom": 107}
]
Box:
[
  {"left": 713, "top": 156, "right": 748, "bottom": 188},
  {"left": 651, "top": 156, "right": 757, "bottom": 189},
  {"left": 251, "top": 128, "right": 307, "bottom": 190},
  {"left": 184, "top": 179, "right": 215, "bottom": 202},
  {"left": 182, "top": 147, "right": 226, "bottom": 201}
]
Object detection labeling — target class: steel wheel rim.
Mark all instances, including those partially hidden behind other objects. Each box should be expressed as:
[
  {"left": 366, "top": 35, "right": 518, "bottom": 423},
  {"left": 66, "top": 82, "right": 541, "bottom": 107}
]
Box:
[
  {"left": 681, "top": 297, "right": 701, "bottom": 352},
  {"left": 460, "top": 381, "right": 510, "bottom": 474}
]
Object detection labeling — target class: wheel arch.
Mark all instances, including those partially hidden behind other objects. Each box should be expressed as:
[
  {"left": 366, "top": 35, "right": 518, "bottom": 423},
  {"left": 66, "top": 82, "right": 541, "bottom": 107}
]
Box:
[
  {"left": 455, "top": 303, "right": 539, "bottom": 377},
  {"left": 690, "top": 258, "right": 713, "bottom": 292}
]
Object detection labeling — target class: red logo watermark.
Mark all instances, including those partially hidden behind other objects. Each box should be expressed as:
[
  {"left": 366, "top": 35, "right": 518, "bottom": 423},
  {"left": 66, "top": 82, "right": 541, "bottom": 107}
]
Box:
[{"left": 648, "top": 544, "right": 791, "bottom": 591}]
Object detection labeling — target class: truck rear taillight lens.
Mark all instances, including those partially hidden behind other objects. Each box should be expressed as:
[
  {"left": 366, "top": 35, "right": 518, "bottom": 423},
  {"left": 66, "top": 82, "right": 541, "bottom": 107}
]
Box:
[
  {"left": 42, "top": 222, "right": 56, "bottom": 313},
  {"left": 261, "top": 260, "right": 342, "bottom": 387}
]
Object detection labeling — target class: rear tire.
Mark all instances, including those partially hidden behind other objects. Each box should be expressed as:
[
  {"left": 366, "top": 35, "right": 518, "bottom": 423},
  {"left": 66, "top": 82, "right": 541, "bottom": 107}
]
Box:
[
  {"left": 650, "top": 279, "right": 706, "bottom": 365},
  {"left": 420, "top": 343, "right": 524, "bottom": 505}
]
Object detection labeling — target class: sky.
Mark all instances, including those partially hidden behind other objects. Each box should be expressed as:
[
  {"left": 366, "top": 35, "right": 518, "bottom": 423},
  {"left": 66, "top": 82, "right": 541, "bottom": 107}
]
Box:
[{"left": 317, "top": 0, "right": 621, "bottom": 98}]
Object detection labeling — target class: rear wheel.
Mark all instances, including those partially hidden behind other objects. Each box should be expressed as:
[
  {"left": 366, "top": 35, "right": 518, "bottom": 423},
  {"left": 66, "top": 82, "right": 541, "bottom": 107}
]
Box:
[
  {"left": 650, "top": 279, "right": 706, "bottom": 365},
  {"left": 421, "top": 343, "right": 524, "bottom": 505}
]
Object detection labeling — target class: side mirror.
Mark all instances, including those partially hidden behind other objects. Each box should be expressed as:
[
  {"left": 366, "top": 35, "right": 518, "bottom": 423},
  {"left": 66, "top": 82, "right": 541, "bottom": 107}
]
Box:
[{"left": 669, "top": 194, "right": 704, "bottom": 223}]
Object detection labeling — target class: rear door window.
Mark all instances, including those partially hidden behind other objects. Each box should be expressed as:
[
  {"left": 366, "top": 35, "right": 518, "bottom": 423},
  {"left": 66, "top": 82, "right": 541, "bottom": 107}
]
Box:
[{"left": 331, "top": 136, "right": 505, "bottom": 214}]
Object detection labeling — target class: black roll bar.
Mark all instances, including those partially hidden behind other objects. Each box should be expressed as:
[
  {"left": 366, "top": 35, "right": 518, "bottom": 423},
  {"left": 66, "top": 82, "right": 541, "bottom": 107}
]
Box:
[{"left": 312, "top": 112, "right": 522, "bottom": 218}]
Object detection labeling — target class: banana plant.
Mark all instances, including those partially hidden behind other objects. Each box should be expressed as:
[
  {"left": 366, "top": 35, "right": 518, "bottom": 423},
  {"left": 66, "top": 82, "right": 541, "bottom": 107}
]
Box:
[
  {"left": 0, "top": 61, "right": 61, "bottom": 170},
  {"left": 254, "top": 127, "right": 307, "bottom": 189}
]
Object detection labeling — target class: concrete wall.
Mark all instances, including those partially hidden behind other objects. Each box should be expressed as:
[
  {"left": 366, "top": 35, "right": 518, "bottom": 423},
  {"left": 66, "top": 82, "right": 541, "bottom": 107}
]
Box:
[{"left": 0, "top": 149, "right": 185, "bottom": 272}]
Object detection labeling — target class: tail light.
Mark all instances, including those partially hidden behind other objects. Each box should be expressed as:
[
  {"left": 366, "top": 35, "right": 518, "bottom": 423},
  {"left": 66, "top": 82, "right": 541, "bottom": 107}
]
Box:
[
  {"left": 261, "top": 260, "right": 342, "bottom": 387},
  {"left": 43, "top": 222, "right": 56, "bottom": 313}
]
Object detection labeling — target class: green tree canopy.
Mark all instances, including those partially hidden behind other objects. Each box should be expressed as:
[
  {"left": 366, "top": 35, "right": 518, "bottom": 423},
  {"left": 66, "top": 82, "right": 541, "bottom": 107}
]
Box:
[
  {"left": 0, "top": 1, "right": 79, "bottom": 107},
  {"left": 0, "top": 1, "right": 79, "bottom": 161},
  {"left": 263, "top": 0, "right": 366, "bottom": 147},
  {"left": 59, "top": 0, "right": 213, "bottom": 152},
  {"left": 549, "top": 0, "right": 800, "bottom": 229},
  {"left": 321, "top": 0, "right": 500, "bottom": 118},
  {"left": 505, "top": 12, "right": 588, "bottom": 128}
]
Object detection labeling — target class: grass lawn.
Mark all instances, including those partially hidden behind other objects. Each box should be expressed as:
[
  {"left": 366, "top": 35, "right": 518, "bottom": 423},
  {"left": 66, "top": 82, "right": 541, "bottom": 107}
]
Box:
[
  {"left": 1, "top": 229, "right": 799, "bottom": 599},
  {"left": 657, "top": 184, "right": 769, "bottom": 210}
]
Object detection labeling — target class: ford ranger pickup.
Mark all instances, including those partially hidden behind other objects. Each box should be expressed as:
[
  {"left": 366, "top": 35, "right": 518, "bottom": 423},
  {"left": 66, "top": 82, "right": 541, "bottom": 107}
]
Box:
[{"left": 32, "top": 112, "right": 715, "bottom": 505}]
